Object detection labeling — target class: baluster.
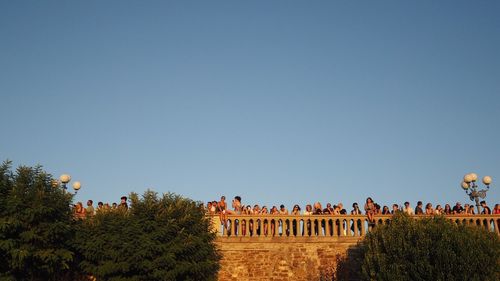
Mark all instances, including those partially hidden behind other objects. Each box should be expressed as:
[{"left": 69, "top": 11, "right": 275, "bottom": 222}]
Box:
[
  {"left": 230, "top": 219, "right": 236, "bottom": 236},
  {"left": 340, "top": 219, "right": 345, "bottom": 236},
  {"left": 361, "top": 219, "right": 366, "bottom": 236},
  {"left": 241, "top": 219, "right": 246, "bottom": 237}
]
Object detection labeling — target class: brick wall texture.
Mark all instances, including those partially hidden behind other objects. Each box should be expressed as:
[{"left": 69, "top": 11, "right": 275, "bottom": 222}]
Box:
[{"left": 216, "top": 237, "right": 363, "bottom": 281}]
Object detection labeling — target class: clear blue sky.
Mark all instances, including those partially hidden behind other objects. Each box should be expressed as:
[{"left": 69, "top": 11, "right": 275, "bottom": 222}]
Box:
[{"left": 1, "top": 1, "right": 499, "bottom": 209}]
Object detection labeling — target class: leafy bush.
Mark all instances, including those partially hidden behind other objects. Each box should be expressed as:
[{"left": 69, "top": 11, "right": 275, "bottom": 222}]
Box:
[
  {"left": 361, "top": 212, "right": 500, "bottom": 281},
  {"left": 0, "top": 161, "right": 77, "bottom": 280},
  {"left": 74, "top": 190, "right": 220, "bottom": 281}
]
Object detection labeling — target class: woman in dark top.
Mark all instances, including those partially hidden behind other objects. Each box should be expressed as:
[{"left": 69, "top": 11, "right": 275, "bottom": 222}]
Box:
[
  {"left": 323, "top": 203, "right": 334, "bottom": 214},
  {"left": 444, "top": 204, "right": 452, "bottom": 215}
]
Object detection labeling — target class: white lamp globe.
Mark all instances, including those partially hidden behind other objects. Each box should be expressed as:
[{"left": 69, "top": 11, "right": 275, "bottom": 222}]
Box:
[
  {"left": 463, "top": 174, "right": 473, "bottom": 183},
  {"left": 72, "top": 181, "right": 81, "bottom": 191},
  {"left": 461, "top": 181, "right": 470, "bottom": 190},
  {"left": 59, "top": 174, "right": 71, "bottom": 184},
  {"left": 469, "top": 173, "right": 478, "bottom": 182},
  {"left": 482, "top": 176, "right": 492, "bottom": 185}
]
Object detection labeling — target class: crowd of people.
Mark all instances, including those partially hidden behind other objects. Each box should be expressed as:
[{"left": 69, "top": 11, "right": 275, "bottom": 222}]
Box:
[
  {"left": 73, "top": 196, "right": 129, "bottom": 219},
  {"left": 73, "top": 195, "right": 500, "bottom": 227},
  {"left": 205, "top": 196, "right": 500, "bottom": 229}
]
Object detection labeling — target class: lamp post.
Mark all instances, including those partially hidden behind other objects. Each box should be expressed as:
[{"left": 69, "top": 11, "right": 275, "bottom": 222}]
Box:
[
  {"left": 59, "top": 174, "right": 82, "bottom": 195},
  {"left": 461, "top": 173, "right": 492, "bottom": 214}
]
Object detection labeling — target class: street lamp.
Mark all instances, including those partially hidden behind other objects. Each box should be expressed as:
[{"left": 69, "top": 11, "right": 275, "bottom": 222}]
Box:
[
  {"left": 72, "top": 181, "right": 81, "bottom": 195},
  {"left": 59, "top": 174, "right": 82, "bottom": 194},
  {"left": 59, "top": 174, "right": 71, "bottom": 190},
  {"left": 461, "top": 173, "right": 492, "bottom": 214}
]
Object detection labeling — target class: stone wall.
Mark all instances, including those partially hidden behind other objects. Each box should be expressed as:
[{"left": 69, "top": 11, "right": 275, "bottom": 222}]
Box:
[{"left": 216, "top": 237, "right": 363, "bottom": 281}]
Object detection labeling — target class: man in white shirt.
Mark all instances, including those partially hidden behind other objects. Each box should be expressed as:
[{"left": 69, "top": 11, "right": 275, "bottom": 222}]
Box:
[{"left": 403, "top": 201, "right": 414, "bottom": 215}]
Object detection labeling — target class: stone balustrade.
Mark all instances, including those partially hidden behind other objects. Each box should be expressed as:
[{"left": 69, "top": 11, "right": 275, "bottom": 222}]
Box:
[{"left": 210, "top": 214, "right": 500, "bottom": 238}]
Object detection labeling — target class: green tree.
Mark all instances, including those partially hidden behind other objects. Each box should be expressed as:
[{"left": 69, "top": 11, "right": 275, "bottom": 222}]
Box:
[
  {"left": 0, "top": 160, "right": 77, "bottom": 280},
  {"left": 361, "top": 212, "right": 500, "bottom": 281},
  {"left": 74, "top": 190, "right": 220, "bottom": 281}
]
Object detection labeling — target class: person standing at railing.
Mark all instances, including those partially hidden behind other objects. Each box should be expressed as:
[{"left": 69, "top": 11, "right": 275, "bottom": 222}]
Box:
[
  {"left": 335, "top": 203, "right": 347, "bottom": 235},
  {"left": 253, "top": 204, "right": 260, "bottom": 214},
  {"left": 313, "top": 202, "right": 323, "bottom": 215},
  {"left": 278, "top": 204, "right": 289, "bottom": 236},
  {"left": 303, "top": 204, "right": 313, "bottom": 236},
  {"left": 424, "top": 203, "right": 434, "bottom": 215},
  {"left": 323, "top": 203, "right": 334, "bottom": 214},
  {"left": 434, "top": 205, "right": 443, "bottom": 215},
  {"left": 415, "top": 201, "right": 424, "bottom": 215},
  {"left": 351, "top": 202, "right": 362, "bottom": 236},
  {"left": 243, "top": 205, "right": 255, "bottom": 236},
  {"left": 494, "top": 204, "right": 500, "bottom": 214},
  {"left": 231, "top": 196, "right": 242, "bottom": 214},
  {"left": 206, "top": 201, "right": 215, "bottom": 215},
  {"left": 313, "top": 202, "right": 324, "bottom": 236},
  {"left": 468, "top": 204, "right": 475, "bottom": 215},
  {"left": 339, "top": 203, "right": 347, "bottom": 215},
  {"left": 464, "top": 204, "right": 474, "bottom": 215},
  {"left": 86, "top": 200, "right": 95, "bottom": 216},
  {"left": 96, "top": 201, "right": 104, "bottom": 213},
  {"left": 291, "top": 205, "right": 301, "bottom": 215},
  {"left": 444, "top": 204, "right": 452, "bottom": 215},
  {"left": 403, "top": 202, "right": 414, "bottom": 215},
  {"left": 229, "top": 196, "right": 242, "bottom": 236},
  {"left": 303, "top": 204, "right": 312, "bottom": 215},
  {"left": 269, "top": 206, "right": 280, "bottom": 236},
  {"left": 452, "top": 202, "right": 463, "bottom": 214},
  {"left": 391, "top": 204, "right": 400, "bottom": 214},
  {"left": 242, "top": 205, "right": 252, "bottom": 214},
  {"left": 351, "top": 202, "right": 361, "bottom": 215},
  {"left": 74, "top": 202, "right": 86, "bottom": 219},
  {"left": 249, "top": 205, "right": 260, "bottom": 236},
  {"left": 381, "top": 206, "right": 390, "bottom": 215},
  {"left": 291, "top": 204, "right": 301, "bottom": 236},
  {"left": 480, "top": 201, "right": 492, "bottom": 214},
  {"left": 261, "top": 206, "right": 269, "bottom": 236},
  {"left": 279, "top": 204, "right": 288, "bottom": 215}
]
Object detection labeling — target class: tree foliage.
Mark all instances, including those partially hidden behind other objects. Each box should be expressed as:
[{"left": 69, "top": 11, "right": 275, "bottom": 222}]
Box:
[
  {"left": 74, "top": 190, "right": 220, "bottom": 281},
  {"left": 361, "top": 212, "right": 500, "bottom": 281},
  {"left": 0, "top": 160, "right": 77, "bottom": 280}
]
